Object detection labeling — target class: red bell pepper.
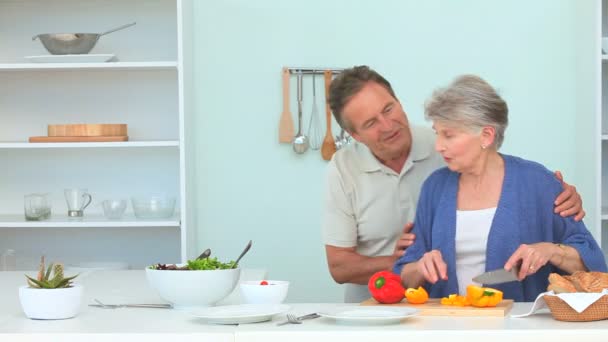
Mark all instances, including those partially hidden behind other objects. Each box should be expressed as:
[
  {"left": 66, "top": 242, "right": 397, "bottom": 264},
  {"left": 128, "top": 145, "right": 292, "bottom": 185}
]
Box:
[{"left": 367, "top": 270, "right": 405, "bottom": 304}]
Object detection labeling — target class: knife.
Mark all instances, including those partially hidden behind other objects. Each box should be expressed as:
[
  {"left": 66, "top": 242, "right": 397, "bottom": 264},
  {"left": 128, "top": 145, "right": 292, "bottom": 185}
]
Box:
[{"left": 472, "top": 266, "right": 520, "bottom": 285}]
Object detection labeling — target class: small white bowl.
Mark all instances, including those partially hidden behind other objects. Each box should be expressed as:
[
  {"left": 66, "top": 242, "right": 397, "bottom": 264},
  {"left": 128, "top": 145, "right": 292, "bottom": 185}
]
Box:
[
  {"left": 145, "top": 266, "right": 240, "bottom": 309},
  {"left": 239, "top": 280, "right": 289, "bottom": 304},
  {"left": 603, "top": 37, "right": 608, "bottom": 54}
]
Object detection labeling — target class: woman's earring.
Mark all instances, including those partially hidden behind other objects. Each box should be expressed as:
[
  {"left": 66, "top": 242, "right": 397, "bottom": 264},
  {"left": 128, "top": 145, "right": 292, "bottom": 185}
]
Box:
[{"left": 481, "top": 144, "right": 487, "bottom": 149}]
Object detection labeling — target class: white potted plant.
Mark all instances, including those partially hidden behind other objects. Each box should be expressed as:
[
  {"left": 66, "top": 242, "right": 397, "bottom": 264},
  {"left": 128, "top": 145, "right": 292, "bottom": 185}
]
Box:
[{"left": 19, "top": 256, "right": 82, "bottom": 320}]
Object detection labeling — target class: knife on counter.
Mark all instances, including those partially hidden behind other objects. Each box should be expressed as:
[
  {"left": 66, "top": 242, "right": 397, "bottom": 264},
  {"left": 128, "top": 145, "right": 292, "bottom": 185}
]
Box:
[{"left": 472, "top": 266, "right": 520, "bottom": 285}]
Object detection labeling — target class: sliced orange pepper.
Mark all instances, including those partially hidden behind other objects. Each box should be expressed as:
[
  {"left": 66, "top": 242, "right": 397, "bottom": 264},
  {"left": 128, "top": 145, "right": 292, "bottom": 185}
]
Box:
[
  {"left": 466, "top": 285, "right": 503, "bottom": 307},
  {"left": 405, "top": 286, "right": 429, "bottom": 304},
  {"left": 440, "top": 293, "right": 470, "bottom": 306}
]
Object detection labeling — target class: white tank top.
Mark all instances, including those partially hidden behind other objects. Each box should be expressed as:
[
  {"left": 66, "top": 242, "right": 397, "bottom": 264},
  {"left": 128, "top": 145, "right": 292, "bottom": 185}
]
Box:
[{"left": 455, "top": 207, "right": 496, "bottom": 295}]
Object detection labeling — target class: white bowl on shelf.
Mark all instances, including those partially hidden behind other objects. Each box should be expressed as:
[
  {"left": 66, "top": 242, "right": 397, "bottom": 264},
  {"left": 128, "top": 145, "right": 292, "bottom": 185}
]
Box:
[{"left": 603, "top": 37, "right": 608, "bottom": 54}]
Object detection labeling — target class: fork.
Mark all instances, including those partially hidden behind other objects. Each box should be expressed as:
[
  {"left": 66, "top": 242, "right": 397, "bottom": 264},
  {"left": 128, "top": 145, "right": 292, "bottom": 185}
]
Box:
[
  {"left": 90, "top": 298, "right": 171, "bottom": 309},
  {"left": 276, "top": 313, "right": 320, "bottom": 326},
  {"left": 277, "top": 314, "right": 302, "bottom": 326}
]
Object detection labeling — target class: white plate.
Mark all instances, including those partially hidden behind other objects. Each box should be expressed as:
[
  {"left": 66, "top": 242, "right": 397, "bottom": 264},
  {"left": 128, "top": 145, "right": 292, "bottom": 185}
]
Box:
[
  {"left": 318, "top": 306, "right": 419, "bottom": 325},
  {"left": 189, "top": 304, "right": 290, "bottom": 324},
  {"left": 25, "top": 54, "right": 115, "bottom": 63}
]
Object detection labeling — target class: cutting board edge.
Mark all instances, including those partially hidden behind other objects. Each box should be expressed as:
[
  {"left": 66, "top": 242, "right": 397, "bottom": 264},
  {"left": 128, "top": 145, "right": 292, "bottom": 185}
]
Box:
[{"left": 361, "top": 298, "right": 514, "bottom": 317}]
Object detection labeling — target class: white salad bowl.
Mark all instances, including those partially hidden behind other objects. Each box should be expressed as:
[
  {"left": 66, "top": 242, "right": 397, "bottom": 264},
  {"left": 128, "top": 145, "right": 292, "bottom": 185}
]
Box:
[{"left": 145, "top": 265, "right": 240, "bottom": 309}]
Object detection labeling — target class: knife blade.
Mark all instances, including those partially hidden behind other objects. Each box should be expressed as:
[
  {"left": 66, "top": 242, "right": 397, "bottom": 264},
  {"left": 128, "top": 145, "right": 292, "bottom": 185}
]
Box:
[{"left": 472, "top": 266, "right": 520, "bottom": 285}]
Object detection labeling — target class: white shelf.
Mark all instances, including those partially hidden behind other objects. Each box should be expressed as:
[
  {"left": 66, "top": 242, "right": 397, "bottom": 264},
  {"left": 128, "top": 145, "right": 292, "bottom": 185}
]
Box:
[
  {"left": 602, "top": 207, "right": 608, "bottom": 220},
  {"left": 0, "top": 214, "right": 180, "bottom": 228},
  {"left": 0, "top": 141, "right": 180, "bottom": 149},
  {"left": 0, "top": 61, "right": 178, "bottom": 71}
]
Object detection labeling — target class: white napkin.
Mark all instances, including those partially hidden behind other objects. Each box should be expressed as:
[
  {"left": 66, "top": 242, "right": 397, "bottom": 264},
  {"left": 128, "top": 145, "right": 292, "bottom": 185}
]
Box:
[{"left": 512, "top": 289, "right": 608, "bottom": 318}]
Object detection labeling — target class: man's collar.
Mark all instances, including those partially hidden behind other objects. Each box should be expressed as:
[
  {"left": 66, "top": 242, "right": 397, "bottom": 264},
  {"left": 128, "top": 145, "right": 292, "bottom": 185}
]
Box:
[{"left": 355, "top": 126, "right": 434, "bottom": 173}]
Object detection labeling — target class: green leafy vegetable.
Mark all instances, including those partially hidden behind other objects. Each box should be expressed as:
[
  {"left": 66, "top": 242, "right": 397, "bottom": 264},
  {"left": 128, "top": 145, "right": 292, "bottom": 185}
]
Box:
[{"left": 187, "top": 257, "right": 236, "bottom": 270}]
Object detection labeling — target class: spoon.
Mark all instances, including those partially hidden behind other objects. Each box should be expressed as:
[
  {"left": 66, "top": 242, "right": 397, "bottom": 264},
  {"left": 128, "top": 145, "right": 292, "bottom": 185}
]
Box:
[
  {"left": 292, "top": 72, "right": 309, "bottom": 154},
  {"left": 196, "top": 248, "right": 211, "bottom": 260},
  {"left": 232, "top": 240, "right": 252, "bottom": 268}
]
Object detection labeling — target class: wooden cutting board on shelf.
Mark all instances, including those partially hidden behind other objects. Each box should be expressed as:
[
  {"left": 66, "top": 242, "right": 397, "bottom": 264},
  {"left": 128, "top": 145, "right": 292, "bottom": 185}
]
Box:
[
  {"left": 29, "top": 136, "right": 129, "bottom": 142},
  {"left": 360, "top": 298, "right": 513, "bottom": 317},
  {"left": 48, "top": 124, "right": 127, "bottom": 137}
]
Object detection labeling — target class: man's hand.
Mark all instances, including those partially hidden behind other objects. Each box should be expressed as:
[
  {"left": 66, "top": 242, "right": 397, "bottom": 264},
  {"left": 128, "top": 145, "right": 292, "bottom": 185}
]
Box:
[
  {"left": 393, "top": 222, "right": 415, "bottom": 257},
  {"left": 554, "top": 171, "right": 585, "bottom": 221}
]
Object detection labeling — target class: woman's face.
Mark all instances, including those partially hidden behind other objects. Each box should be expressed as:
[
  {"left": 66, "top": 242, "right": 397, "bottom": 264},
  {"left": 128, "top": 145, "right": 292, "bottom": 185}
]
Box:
[{"left": 433, "top": 121, "right": 484, "bottom": 173}]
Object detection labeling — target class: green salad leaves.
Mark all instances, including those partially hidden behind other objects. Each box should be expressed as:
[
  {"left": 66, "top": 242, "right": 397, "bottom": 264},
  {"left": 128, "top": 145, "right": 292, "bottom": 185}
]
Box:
[{"left": 187, "top": 257, "right": 236, "bottom": 270}]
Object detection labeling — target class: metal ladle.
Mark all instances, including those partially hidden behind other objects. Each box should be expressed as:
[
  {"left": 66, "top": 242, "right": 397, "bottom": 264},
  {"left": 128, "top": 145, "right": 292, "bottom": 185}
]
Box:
[
  {"left": 232, "top": 240, "right": 252, "bottom": 269},
  {"left": 292, "top": 72, "right": 309, "bottom": 154}
]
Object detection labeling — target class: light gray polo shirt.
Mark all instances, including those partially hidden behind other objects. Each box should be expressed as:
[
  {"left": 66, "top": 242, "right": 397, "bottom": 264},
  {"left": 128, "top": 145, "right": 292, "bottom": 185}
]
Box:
[{"left": 322, "top": 125, "right": 445, "bottom": 303}]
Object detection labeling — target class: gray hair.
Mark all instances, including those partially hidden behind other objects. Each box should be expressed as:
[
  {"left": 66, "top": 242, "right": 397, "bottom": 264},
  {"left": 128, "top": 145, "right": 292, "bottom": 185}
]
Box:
[
  {"left": 424, "top": 75, "right": 508, "bottom": 149},
  {"left": 329, "top": 65, "right": 397, "bottom": 131}
]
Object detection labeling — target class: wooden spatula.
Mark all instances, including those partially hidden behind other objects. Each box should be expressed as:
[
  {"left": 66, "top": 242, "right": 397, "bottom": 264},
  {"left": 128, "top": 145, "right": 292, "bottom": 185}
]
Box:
[
  {"left": 321, "top": 70, "right": 337, "bottom": 160},
  {"left": 279, "top": 67, "right": 295, "bottom": 143}
]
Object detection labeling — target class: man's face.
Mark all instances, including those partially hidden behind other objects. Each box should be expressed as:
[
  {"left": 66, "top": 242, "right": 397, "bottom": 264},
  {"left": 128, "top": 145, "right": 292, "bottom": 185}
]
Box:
[{"left": 341, "top": 82, "right": 411, "bottom": 162}]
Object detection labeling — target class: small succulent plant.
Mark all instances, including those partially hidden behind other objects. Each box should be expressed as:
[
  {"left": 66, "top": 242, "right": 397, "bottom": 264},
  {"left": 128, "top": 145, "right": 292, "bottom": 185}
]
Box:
[{"left": 25, "top": 256, "right": 78, "bottom": 289}]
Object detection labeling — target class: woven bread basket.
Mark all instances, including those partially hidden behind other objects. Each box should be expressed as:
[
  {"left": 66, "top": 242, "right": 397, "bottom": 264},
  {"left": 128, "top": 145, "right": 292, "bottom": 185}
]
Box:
[{"left": 543, "top": 294, "right": 608, "bottom": 322}]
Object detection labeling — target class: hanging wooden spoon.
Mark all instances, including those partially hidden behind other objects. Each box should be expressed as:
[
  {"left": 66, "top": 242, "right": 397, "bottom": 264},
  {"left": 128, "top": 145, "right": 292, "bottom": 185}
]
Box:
[
  {"left": 321, "top": 70, "right": 337, "bottom": 161},
  {"left": 279, "top": 67, "right": 295, "bottom": 143}
]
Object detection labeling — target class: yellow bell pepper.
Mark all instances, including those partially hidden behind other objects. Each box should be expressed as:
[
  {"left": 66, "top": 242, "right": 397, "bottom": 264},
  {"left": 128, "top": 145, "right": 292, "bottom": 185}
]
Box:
[
  {"left": 466, "top": 285, "right": 503, "bottom": 307},
  {"left": 405, "top": 286, "right": 429, "bottom": 304}
]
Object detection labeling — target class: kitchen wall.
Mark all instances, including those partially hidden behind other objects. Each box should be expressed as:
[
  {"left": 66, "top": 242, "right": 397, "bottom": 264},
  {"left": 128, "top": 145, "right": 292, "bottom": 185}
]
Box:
[{"left": 192, "top": 0, "right": 597, "bottom": 302}]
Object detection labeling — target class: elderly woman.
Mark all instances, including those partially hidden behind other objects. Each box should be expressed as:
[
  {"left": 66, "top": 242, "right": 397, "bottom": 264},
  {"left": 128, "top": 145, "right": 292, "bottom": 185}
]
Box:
[{"left": 393, "top": 75, "right": 607, "bottom": 301}]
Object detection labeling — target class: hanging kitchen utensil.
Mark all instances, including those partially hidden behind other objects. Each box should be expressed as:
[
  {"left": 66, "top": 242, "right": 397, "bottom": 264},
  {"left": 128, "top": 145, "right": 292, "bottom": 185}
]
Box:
[
  {"left": 307, "top": 72, "right": 323, "bottom": 150},
  {"left": 321, "top": 70, "right": 337, "bottom": 161},
  {"left": 292, "top": 71, "right": 309, "bottom": 154},
  {"left": 279, "top": 67, "right": 295, "bottom": 143}
]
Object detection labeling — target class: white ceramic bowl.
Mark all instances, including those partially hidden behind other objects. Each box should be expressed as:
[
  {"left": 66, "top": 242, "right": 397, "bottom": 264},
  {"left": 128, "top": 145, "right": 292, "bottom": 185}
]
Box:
[
  {"left": 239, "top": 280, "right": 289, "bottom": 304},
  {"left": 603, "top": 37, "right": 608, "bottom": 54},
  {"left": 145, "top": 266, "right": 240, "bottom": 309}
]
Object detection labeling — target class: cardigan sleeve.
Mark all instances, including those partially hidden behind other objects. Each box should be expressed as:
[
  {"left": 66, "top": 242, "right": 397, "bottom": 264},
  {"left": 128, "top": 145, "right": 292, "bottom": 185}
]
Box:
[
  {"left": 526, "top": 160, "right": 608, "bottom": 272},
  {"left": 393, "top": 168, "right": 447, "bottom": 275}
]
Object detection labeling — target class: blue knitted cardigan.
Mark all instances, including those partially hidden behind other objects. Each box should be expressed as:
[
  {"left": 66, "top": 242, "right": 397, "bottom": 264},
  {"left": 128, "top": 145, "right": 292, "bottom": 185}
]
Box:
[{"left": 393, "top": 154, "right": 607, "bottom": 302}]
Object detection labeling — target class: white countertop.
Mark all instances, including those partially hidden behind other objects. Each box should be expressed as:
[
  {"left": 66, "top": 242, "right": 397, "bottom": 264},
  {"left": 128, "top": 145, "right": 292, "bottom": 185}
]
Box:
[{"left": 1, "top": 270, "right": 607, "bottom": 342}]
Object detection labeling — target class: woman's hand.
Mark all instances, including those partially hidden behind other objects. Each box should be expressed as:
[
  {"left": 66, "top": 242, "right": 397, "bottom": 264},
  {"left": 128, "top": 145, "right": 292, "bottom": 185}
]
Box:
[
  {"left": 504, "top": 243, "right": 559, "bottom": 280},
  {"left": 416, "top": 250, "right": 448, "bottom": 284}
]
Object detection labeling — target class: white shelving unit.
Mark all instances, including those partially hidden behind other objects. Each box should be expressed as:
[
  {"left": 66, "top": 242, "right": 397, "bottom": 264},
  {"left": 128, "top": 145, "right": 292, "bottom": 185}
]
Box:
[
  {"left": 598, "top": 0, "right": 608, "bottom": 257},
  {"left": 0, "top": 0, "right": 195, "bottom": 270}
]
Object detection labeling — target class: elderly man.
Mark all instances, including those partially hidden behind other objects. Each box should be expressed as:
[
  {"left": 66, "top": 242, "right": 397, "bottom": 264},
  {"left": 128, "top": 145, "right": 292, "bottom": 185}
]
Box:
[{"left": 322, "top": 65, "right": 585, "bottom": 303}]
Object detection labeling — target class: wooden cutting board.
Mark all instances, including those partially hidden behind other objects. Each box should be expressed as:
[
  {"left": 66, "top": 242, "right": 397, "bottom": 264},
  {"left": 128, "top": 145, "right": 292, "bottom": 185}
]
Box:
[
  {"left": 29, "top": 136, "right": 129, "bottom": 142},
  {"left": 48, "top": 124, "right": 127, "bottom": 137},
  {"left": 360, "top": 298, "right": 514, "bottom": 317}
]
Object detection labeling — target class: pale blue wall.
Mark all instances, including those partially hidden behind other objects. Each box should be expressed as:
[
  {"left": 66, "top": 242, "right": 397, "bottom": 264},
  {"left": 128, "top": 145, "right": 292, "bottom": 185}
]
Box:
[{"left": 192, "top": 0, "right": 597, "bottom": 302}]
